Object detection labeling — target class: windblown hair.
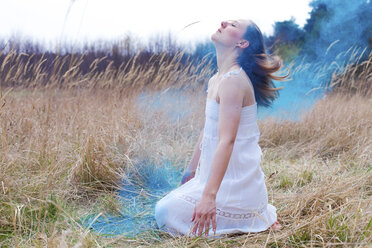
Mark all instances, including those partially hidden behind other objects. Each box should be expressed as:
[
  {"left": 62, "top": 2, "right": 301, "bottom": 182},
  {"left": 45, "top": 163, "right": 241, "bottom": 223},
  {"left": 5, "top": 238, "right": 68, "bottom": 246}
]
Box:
[{"left": 237, "top": 21, "right": 289, "bottom": 107}]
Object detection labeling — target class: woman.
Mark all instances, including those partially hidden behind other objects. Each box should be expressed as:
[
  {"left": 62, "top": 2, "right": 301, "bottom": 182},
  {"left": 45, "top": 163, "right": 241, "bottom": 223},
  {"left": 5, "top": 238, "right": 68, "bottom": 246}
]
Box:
[{"left": 155, "top": 18, "right": 288, "bottom": 238}]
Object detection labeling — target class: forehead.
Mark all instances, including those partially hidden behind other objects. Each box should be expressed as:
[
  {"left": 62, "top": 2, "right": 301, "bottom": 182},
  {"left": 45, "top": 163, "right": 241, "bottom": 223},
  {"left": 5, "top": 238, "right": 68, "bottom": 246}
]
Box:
[{"left": 237, "top": 19, "right": 251, "bottom": 28}]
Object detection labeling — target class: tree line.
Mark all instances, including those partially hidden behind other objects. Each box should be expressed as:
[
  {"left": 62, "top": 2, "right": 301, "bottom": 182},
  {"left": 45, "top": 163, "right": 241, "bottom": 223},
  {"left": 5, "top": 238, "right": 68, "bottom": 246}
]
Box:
[{"left": 1, "top": 0, "right": 371, "bottom": 85}]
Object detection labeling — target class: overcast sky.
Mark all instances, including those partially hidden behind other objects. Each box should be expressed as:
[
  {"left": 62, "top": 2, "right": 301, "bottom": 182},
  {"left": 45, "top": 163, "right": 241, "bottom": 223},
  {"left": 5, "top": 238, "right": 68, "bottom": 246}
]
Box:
[{"left": 0, "top": 0, "right": 312, "bottom": 47}]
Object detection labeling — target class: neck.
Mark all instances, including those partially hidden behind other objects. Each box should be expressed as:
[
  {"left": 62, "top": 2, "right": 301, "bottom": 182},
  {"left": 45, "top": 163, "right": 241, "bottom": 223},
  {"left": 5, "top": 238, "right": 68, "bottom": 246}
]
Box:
[{"left": 215, "top": 44, "right": 241, "bottom": 76}]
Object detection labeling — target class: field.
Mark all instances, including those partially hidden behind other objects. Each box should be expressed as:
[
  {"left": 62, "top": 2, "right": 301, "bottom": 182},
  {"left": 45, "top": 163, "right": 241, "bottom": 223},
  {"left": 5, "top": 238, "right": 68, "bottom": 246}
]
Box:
[{"left": 0, "top": 50, "right": 371, "bottom": 247}]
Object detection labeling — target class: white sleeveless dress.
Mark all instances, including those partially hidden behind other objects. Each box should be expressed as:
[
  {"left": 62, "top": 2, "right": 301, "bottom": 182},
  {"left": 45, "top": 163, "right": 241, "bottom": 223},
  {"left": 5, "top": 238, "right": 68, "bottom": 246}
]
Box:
[{"left": 154, "top": 67, "right": 277, "bottom": 238}]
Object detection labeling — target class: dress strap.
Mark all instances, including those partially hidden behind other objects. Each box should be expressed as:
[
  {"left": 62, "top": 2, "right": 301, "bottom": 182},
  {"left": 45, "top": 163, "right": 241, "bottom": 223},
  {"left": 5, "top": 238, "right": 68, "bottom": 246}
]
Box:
[
  {"left": 221, "top": 67, "right": 243, "bottom": 79},
  {"left": 216, "top": 67, "right": 243, "bottom": 95},
  {"left": 206, "top": 67, "right": 244, "bottom": 94}
]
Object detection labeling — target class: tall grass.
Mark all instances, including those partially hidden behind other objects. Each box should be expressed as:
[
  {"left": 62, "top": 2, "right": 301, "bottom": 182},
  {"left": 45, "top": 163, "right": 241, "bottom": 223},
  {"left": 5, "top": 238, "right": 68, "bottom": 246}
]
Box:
[
  {"left": 0, "top": 48, "right": 214, "bottom": 95},
  {"left": 330, "top": 51, "right": 372, "bottom": 96},
  {"left": 259, "top": 93, "right": 372, "bottom": 166},
  {"left": 0, "top": 48, "right": 371, "bottom": 246}
]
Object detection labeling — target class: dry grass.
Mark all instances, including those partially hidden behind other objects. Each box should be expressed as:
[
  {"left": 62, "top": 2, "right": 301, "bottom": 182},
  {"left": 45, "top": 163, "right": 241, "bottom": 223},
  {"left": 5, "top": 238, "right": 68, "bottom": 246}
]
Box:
[
  {"left": 259, "top": 93, "right": 372, "bottom": 167},
  {"left": 0, "top": 49, "right": 371, "bottom": 247},
  {"left": 0, "top": 48, "right": 214, "bottom": 95},
  {"left": 329, "top": 49, "right": 372, "bottom": 97}
]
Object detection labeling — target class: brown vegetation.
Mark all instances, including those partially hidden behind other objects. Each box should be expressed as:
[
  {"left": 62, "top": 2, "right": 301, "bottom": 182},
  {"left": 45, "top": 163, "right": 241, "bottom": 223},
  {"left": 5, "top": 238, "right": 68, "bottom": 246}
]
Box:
[{"left": 0, "top": 48, "right": 371, "bottom": 247}]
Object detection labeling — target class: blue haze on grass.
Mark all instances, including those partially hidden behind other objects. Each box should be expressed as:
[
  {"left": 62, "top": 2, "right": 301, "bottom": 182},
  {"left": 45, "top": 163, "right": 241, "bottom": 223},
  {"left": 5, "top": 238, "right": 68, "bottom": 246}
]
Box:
[{"left": 80, "top": 158, "right": 182, "bottom": 237}]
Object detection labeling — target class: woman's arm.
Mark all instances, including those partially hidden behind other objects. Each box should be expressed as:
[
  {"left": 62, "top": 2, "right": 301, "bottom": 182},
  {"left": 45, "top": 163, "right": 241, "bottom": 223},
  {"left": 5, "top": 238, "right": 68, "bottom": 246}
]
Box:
[
  {"left": 201, "top": 77, "right": 245, "bottom": 198},
  {"left": 187, "top": 129, "right": 204, "bottom": 172},
  {"left": 191, "top": 76, "right": 245, "bottom": 236},
  {"left": 181, "top": 129, "right": 203, "bottom": 184}
]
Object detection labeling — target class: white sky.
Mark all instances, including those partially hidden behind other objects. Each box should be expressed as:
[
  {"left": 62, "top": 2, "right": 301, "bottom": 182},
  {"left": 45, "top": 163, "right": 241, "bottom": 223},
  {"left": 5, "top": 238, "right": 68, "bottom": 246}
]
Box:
[{"left": 0, "top": 0, "right": 312, "bottom": 47}]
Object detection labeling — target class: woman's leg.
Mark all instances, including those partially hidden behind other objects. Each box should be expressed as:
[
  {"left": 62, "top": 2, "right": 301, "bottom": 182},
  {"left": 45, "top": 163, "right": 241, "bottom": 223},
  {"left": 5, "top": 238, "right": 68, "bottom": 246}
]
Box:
[{"left": 154, "top": 193, "right": 195, "bottom": 236}]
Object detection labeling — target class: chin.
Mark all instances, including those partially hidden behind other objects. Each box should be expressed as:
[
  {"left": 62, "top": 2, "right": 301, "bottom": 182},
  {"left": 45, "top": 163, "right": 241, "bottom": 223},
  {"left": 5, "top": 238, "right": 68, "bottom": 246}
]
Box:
[{"left": 210, "top": 33, "right": 218, "bottom": 42}]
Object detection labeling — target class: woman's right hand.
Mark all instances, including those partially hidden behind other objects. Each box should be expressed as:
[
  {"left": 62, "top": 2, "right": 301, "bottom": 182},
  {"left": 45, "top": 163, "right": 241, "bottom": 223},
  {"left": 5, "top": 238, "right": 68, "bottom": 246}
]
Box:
[{"left": 180, "top": 168, "right": 196, "bottom": 185}]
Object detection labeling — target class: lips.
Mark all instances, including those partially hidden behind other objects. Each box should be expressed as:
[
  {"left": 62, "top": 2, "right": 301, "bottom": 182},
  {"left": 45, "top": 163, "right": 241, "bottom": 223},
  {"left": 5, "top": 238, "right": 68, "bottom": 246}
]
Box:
[{"left": 218, "top": 29, "right": 221, "bottom": 33}]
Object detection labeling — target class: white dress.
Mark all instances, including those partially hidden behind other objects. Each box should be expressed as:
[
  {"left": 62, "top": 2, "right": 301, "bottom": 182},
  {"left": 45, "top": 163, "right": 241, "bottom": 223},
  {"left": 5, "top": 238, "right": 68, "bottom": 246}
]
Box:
[{"left": 154, "top": 67, "right": 277, "bottom": 238}]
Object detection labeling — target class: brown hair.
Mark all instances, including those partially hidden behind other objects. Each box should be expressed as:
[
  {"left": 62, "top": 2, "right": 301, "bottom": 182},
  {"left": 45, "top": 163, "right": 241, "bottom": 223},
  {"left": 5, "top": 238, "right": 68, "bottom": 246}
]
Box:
[{"left": 237, "top": 21, "right": 290, "bottom": 107}]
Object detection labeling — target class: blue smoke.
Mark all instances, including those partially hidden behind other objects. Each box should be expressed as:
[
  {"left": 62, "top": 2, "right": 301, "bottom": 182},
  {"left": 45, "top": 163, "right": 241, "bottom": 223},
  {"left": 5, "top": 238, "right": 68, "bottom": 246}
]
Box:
[
  {"left": 259, "top": 0, "right": 371, "bottom": 120},
  {"left": 80, "top": 158, "right": 183, "bottom": 237},
  {"left": 136, "top": 90, "right": 193, "bottom": 122},
  {"left": 302, "top": 0, "right": 371, "bottom": 62}
]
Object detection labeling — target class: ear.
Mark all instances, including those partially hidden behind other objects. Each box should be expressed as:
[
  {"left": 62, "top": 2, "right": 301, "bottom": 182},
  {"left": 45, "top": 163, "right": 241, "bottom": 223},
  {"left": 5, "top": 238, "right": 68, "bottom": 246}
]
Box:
[{"left": 236, "top": 40, "right": 249, "bottom": 49}]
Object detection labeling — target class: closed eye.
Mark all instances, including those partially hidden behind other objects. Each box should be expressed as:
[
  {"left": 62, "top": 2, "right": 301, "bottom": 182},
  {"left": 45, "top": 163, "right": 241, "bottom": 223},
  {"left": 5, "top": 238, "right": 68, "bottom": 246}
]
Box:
[{"left": 227, "top": 20, "right": 238, "bottom": 27}]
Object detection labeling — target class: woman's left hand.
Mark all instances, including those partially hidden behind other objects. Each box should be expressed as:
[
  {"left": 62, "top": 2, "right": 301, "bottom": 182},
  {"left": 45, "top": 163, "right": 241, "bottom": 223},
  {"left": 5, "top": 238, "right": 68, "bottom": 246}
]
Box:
[
  {"left": 191, "top": 195, "right": 217, "bottom": 237},
  {"left": 180, "top": 169, "right": 195, "bottom": 185}
]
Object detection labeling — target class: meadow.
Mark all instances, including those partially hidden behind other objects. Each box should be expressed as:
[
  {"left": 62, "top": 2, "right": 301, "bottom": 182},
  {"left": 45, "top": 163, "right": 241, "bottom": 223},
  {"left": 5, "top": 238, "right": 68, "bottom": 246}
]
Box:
[{"left": 0, "top": 48, "right": 371, "bottom": 247}]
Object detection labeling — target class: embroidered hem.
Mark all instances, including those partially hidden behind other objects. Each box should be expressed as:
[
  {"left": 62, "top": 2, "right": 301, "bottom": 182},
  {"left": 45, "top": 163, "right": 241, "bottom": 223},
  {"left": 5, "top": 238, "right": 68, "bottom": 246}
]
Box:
[{"left": 174, "top": 193, "right": 267, "bottom": 220}]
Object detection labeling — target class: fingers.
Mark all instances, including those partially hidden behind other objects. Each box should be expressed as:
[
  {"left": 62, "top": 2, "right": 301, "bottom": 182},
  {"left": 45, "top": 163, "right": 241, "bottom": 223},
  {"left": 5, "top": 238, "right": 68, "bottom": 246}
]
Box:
[
  {"left": 192, "top": 214, "right": 211, "bottom": 237},
  {"left": 183, "top": 174, "right": 192, "bottom": 184},
  {"left": 191, "top": 209, "right": 195, "bottom": 222},
  {"left": 183, "top": 175, "right": 192, "bottom": 185},
  {"left": 192, "top": 213, "right": 204, "bottom": 236},
  {"left": 180, "top": 176, "right": 186, "bottom": 185},
  {"left": 192, "top": 215, "right": 199, "bottom": 235},
  {"left": 191, "top": 208, "right": 217, "bottom": 237},
  {"left": 212, "top": 213, "right": 217, "bottom": 234},
  {"left": 198, "top": 215, "right": 206, "bottom": 236},
  {"left": 205, "top": 215, "right": 211, "bottom": 237}
]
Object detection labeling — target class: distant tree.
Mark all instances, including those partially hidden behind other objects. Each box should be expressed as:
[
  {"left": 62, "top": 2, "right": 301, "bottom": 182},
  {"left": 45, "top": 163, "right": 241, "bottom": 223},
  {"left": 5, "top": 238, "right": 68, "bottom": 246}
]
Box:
[
  {"left": 303, "top": 2, "right": 330, "bottom": 40},
  {"left": 301, "top": 2, "right": 331, "bottom": 60},
  {"left": 265, "top": 17, "right": 305, "bottom": 61},
  {"left": 301, "top": 0, "right": 372, "bottom": 61},
  {"left": 267, "top": 17, "right": 305, "bottom": 48}
]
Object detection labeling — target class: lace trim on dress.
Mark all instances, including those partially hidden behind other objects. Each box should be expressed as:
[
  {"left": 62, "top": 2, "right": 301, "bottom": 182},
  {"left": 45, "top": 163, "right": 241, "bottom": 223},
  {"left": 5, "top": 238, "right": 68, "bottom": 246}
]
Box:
[
  {"left": 221, "top": 67, "right": 243, "bottom": 79},
  {"left": 206, "top": 67, "right": 243, "bottom": 93},
  {"left": 175, "top": 193, "right": 267, "bottom": 220}
]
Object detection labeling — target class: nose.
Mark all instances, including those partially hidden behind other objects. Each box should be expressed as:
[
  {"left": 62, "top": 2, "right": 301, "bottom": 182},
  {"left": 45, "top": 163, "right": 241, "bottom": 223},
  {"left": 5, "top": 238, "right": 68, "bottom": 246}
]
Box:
[{"left": 221, "top": 21, "right": 227, "bottom": 28}]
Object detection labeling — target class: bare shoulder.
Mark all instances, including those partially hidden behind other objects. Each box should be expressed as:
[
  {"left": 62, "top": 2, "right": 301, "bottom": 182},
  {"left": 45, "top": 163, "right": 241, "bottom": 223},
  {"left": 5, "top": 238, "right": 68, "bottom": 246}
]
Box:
[
  {"left": 219, "top": 75, "right": 252, "bottom": 94},
  {"left": 217, "top": 74, "right": 255, "bottom": 104},
  {"left": 217, "top": 76, "right": 246, "bottom": 99}
]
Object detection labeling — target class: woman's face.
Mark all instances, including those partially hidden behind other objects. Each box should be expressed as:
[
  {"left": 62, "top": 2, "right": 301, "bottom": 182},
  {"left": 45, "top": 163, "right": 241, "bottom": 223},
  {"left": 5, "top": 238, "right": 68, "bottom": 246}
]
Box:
[{"left": 211, "top": 19, "right": 251, "bottom": 48}]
